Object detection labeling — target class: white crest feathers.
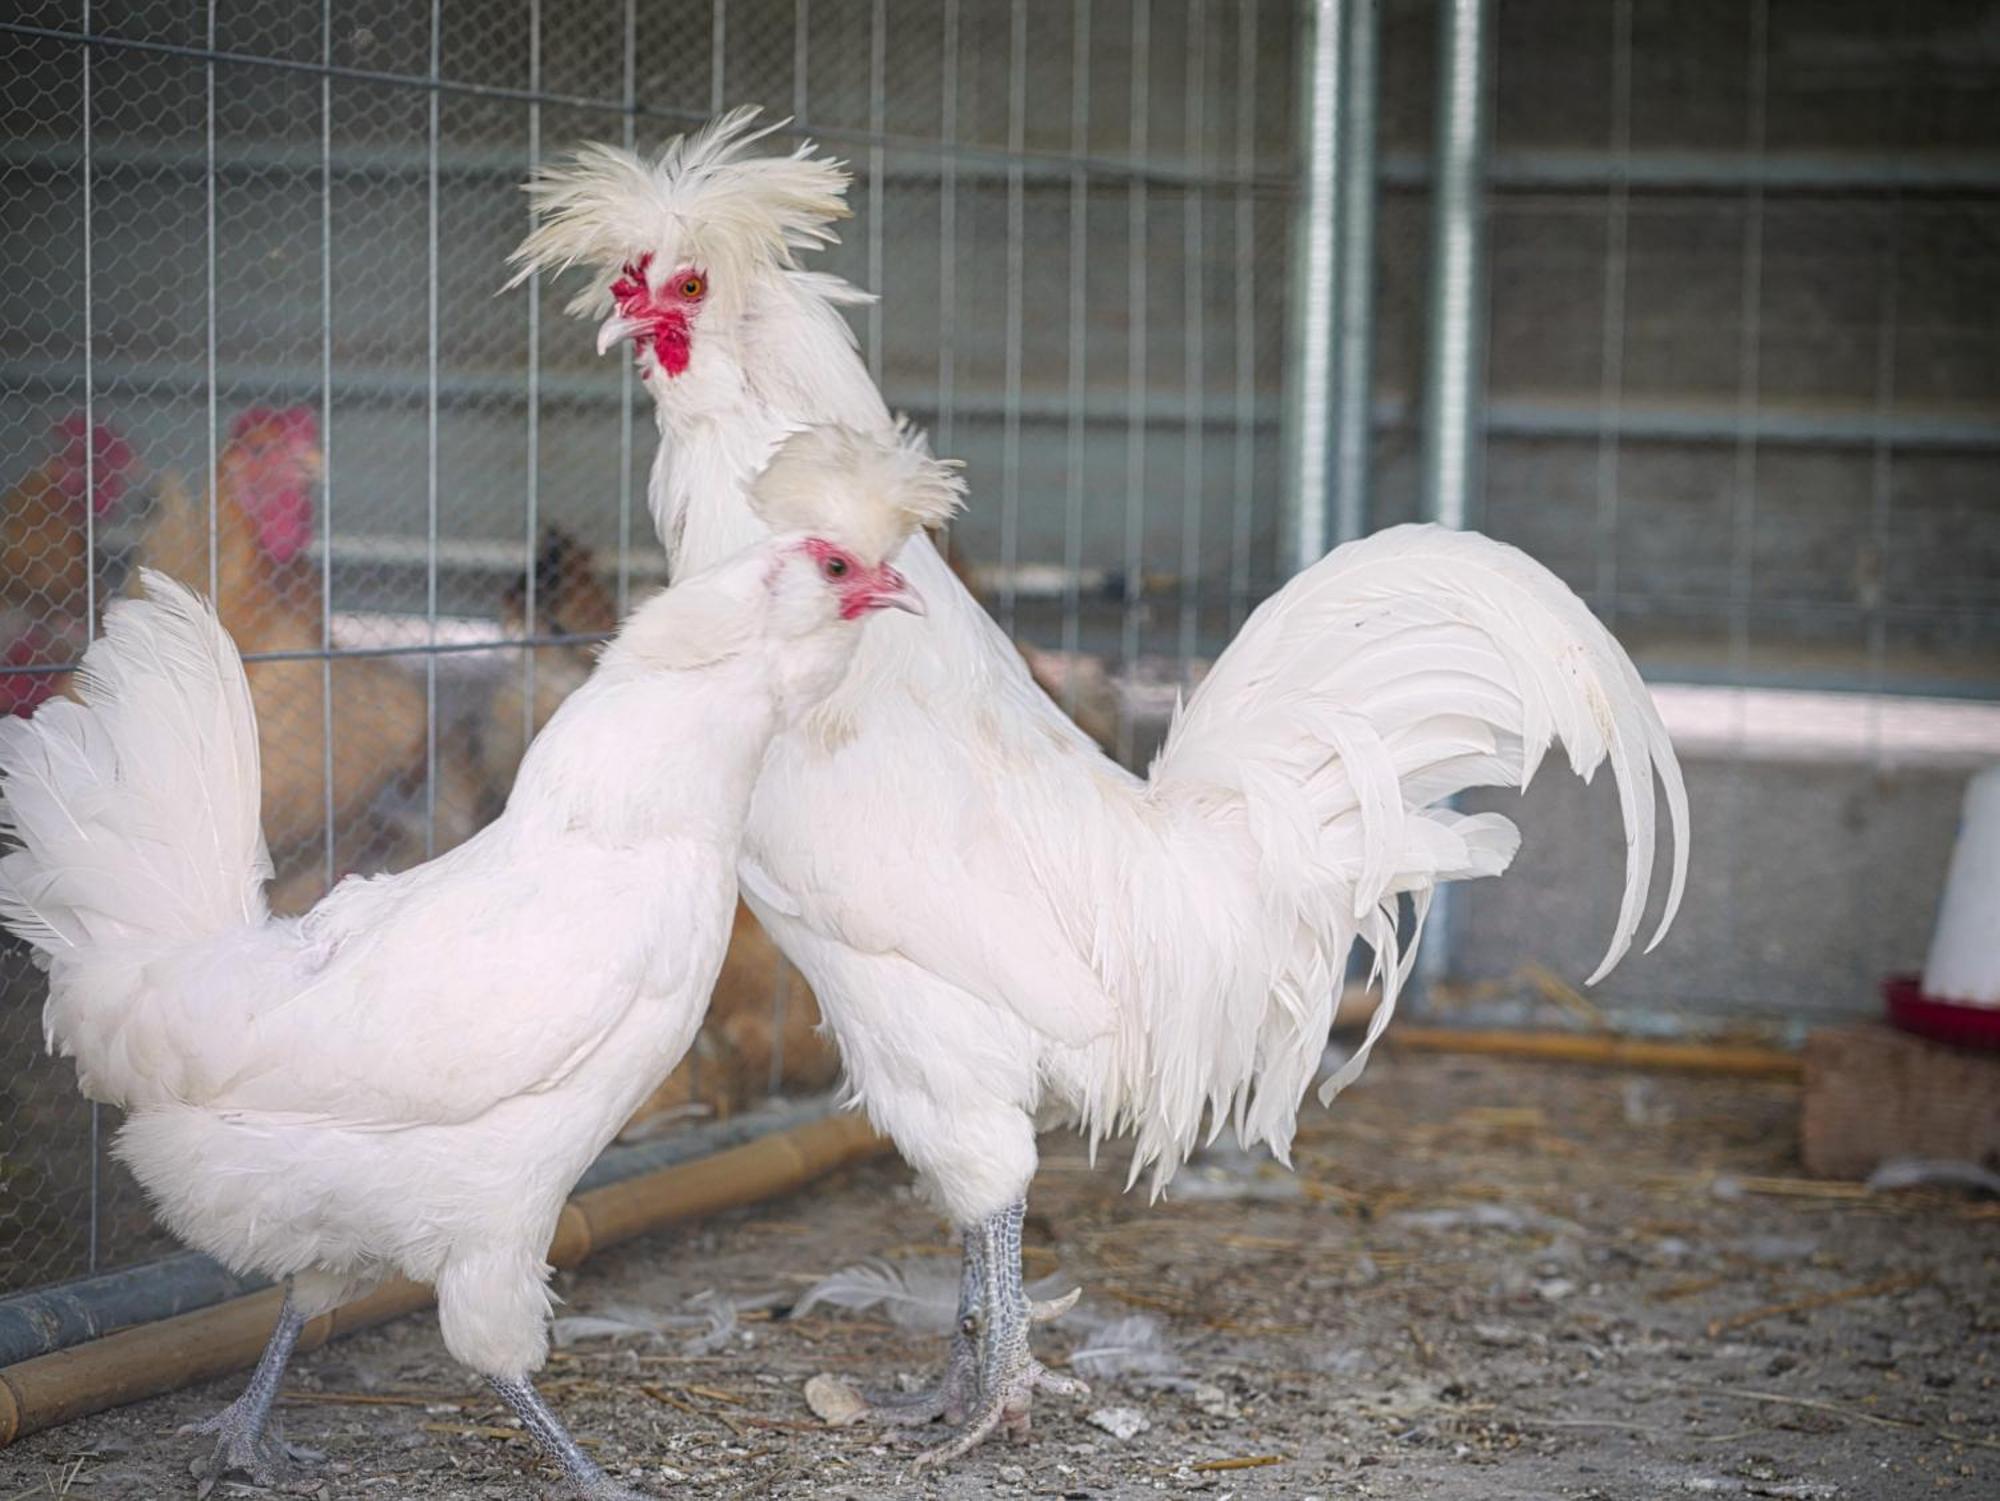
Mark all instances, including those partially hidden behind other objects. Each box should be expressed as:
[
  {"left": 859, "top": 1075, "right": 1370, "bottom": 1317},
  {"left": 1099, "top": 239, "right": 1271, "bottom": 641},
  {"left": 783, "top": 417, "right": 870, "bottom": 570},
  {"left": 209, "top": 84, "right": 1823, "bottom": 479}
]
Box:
[
  {"left": 507, "top": 105, "right": 851, "bottom": 318},
  {"left": 750, "top": 420, "right": 966, "bottom": 565}
]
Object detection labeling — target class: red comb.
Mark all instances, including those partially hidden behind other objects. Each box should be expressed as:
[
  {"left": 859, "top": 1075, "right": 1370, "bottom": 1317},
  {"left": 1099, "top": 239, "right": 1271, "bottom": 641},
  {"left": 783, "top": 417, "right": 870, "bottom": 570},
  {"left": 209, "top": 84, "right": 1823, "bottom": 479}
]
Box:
[{"left": 229, "top": 404, "right": 319, "bottom": 448}]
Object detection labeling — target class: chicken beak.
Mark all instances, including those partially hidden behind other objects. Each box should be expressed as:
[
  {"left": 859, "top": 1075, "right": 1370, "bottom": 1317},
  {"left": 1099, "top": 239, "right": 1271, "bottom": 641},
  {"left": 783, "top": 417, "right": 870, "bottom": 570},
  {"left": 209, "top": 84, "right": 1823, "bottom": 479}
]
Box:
[
  {"left": 595, "top": 313, "right": 644, "bottom": 357},
  {"left": 872, "top": 567, "right": 925, "bottom": 617}
]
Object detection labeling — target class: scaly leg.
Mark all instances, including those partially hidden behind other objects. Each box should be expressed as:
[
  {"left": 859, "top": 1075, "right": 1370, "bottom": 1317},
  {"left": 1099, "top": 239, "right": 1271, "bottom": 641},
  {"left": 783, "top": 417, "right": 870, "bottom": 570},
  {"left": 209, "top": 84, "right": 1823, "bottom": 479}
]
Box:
[
  {"left": 487, "top": 1375, "right": 658, "bottom": 1500},
  {"left": 857, "top": 1233, "right": 983, "bottom": 1426},
  {"left": 912, "top": 1201, "right": 1087, "bottom": 1471},
  {"left": 182, "top": 1283, "right": 324, "bottom": 1498}
]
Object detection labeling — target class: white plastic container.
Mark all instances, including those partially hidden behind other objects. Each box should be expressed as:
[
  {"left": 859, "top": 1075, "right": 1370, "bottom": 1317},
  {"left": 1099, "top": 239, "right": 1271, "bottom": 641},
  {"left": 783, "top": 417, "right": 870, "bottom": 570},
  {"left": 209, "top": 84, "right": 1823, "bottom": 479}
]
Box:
[{"left": 1922, "top": 764, "right": 2000, "bottom": 1008}]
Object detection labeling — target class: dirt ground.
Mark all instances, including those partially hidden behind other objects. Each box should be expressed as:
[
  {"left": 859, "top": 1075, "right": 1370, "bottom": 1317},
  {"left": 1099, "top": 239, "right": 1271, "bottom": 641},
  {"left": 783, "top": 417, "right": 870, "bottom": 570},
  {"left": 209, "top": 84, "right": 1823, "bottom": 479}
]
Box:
[{"left": 1, "top": 1051, "right": 1994, "bottom": 1501}]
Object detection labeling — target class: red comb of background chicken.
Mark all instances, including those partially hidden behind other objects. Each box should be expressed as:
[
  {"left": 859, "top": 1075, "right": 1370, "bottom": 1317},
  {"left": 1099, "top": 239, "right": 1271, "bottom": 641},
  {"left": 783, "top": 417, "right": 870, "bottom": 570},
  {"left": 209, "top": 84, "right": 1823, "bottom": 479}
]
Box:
[
  {"left": 224, "top": 404, "right": 319, "bottom": 564},
  {"left": 52, "top": 413, "right": 135, "bottom": 518},
  {"left": 229, "top": 404, "right": 319, "bottom": 448}
]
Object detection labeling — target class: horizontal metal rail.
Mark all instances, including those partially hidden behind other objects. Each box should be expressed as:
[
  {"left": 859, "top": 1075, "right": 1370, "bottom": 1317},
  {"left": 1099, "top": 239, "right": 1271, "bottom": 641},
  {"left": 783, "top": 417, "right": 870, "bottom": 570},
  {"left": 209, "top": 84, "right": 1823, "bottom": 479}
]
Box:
[
  {"left": 0, "top": 20, "right": 1297, "bottom": 195},
  {"left": 13, "top": 357, "right": 1994, "bottom": 451},
  {"left": 0, "top": 358, "right": 1291, "bottom": 429},
  {"left": 1382, "top": 393, "right": 2000, "bottom": 452},
  {"left": 0, "top": 629, "right": 613, "bottom": 677},
  {"left": 1382, "top": 146, "right": 2000, "bottom": 195},
  {"left": 2, "top": 137, "right": 1295, "bottom": 197}
]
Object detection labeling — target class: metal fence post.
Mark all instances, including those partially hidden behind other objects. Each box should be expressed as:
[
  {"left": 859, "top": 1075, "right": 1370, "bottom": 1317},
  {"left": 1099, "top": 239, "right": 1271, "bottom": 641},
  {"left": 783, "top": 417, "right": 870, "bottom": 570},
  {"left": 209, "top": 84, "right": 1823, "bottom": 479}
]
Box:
[
  {"left": 1416, "top": 0, "right": 1493, "bottom": 991},
  {"left": 1418, "top": 0, "right": 1491, "bottom": 533},
  {"left": 1282, "top": 0, "right": 1345, "bottom": 575},
  {"left": 1333, "top": 0, "right": 1379, "bottom": 545}
]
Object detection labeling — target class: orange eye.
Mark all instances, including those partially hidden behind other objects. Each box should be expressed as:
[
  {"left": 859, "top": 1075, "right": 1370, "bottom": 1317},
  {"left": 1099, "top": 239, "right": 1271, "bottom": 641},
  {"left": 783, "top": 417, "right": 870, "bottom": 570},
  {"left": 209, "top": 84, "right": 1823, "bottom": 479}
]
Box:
[{"left": 679, "top": 274, "right": 706, "bottom": 301}]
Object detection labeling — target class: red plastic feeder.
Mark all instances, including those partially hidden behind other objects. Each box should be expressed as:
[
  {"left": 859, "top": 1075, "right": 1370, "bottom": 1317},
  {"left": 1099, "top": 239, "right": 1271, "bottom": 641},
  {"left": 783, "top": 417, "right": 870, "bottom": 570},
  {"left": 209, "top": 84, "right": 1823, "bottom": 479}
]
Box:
[{"left": 1883, "top": 975, "right": 2000, "bottom": 1052}]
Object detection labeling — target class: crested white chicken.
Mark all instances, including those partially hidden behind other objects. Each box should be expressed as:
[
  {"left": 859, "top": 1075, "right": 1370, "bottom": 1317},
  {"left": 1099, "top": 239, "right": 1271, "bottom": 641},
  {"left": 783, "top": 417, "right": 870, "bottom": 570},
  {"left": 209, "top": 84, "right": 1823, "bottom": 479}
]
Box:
[
  {"left": 0, "top": 424, "right": 958, "bottom": 1500},
  {"left": 512, "top": 108, "right": 1691, "bottom": 1466}
]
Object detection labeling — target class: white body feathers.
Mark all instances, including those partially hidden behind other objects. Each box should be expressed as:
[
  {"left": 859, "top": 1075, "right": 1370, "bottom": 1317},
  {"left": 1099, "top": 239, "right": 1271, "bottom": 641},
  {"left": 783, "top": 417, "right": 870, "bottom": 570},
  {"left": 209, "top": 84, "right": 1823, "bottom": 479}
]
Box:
[
  {"left": 0, "top": 546, "right": 871, "bottom": 1379},
  {"left": 521, "top": 114, "right": 1691, "bottom": 1226}
]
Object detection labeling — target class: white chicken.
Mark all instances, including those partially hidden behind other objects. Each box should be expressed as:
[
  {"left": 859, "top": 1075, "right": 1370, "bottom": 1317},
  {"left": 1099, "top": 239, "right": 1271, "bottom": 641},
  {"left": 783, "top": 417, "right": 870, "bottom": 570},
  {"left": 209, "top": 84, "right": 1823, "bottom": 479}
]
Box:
[
  {"left": 0, "top": 424, "right": 958, "bottom": 1499},
  {"left": 512, "top": 109, "right": 1691, "bottom": 1465}
]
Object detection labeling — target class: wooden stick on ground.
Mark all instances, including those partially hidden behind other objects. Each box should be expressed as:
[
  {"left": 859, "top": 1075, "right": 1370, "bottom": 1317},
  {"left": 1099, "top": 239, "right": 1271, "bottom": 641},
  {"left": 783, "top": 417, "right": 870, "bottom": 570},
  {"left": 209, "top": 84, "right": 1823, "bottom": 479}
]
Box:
[{"left": 1389, "top": 1027, "right": 1804, "bottom": 1081}]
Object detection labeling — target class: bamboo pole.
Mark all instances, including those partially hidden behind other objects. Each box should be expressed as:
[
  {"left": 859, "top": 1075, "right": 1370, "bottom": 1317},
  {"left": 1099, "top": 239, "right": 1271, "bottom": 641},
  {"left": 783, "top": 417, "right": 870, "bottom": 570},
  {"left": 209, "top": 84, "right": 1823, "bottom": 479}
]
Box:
[
  {"left": 1388, "top": 1025, "right": 1803, "bottom": 1081},
  {"left": 0, "top": 1111, "right": 886, "bottom": 1448}
]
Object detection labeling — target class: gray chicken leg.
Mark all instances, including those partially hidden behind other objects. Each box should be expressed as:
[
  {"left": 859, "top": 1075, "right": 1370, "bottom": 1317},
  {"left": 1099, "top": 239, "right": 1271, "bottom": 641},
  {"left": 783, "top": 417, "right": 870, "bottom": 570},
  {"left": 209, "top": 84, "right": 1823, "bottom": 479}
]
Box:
[
  {"left": 911, "top": 1201, "right": 1087, "bottom": 1470},
  {"left": 181, "top": 1284, "right": 323, "bottom": 1497},
  {"left": 488, "top": 1375, "right": 658, "bottom": 1499}
]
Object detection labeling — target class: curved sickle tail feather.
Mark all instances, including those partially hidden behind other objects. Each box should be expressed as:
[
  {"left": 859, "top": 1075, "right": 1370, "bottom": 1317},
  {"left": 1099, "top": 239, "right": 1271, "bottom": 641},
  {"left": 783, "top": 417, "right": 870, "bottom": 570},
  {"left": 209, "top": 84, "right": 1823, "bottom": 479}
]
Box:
[
  {"left": 0, "top": 570, "right": 270, "bottom": 1098},
  {"left": 1123, "top": 523, "right": 1688, "bottom": 1188}
]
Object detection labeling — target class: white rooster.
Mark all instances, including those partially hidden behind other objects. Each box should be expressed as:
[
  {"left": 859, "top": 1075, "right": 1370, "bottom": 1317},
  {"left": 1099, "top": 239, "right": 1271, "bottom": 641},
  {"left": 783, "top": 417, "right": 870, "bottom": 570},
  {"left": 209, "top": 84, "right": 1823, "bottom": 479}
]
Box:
[
  {"left": 0, "top": 425, "right": 958, "bottom": 1499},
  {"left": 512, "top": 109, "right": 1690, "bottom": 1465}
]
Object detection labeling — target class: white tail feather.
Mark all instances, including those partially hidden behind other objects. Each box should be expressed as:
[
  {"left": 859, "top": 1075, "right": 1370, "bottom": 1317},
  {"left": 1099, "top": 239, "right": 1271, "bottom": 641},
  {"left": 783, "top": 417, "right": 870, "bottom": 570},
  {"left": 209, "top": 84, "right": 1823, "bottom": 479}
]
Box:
[
  {"left": 1101, "top": 523, "right": 1688, "bottom": 1188},
  {"left": 0, "top": 571, "right": 271, "bottom": 1097}
]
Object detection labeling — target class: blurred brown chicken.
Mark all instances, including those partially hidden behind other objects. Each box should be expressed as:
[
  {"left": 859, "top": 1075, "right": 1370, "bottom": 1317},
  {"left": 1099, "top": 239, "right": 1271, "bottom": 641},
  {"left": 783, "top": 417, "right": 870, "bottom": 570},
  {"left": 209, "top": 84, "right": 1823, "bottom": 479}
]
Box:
[
  {"left": 1, "top": 414, "right": 134, "bottom": 716},
  {"left": 477, "top": 524, "right": 841, "bottom": 1136},
  {"left": 135, "top": 406, "right": 448, "bottom": 913},
  {"left": 473, "top": 524, "right": 620, "bottom": 823}
]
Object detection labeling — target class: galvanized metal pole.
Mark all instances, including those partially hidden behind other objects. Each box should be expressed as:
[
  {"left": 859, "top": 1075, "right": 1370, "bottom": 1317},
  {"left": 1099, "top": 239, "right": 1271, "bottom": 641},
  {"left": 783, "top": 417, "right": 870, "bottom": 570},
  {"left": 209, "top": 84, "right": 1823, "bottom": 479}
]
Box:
[
  {"left": 1332, "top": 0, "right": 1379, "bottom": 544},
  {"left": 1418, "top": 0, "right": 1490, "bottom": 531},
  {"left": 1417, "top": 0, "right": 1492, "bottom": 993},
  {"left": 1226, "top": 0, "right": 1259, "bottom": 634},
  {"left": 1282, "top": 0, "right": 1344, "bottom": 574}
]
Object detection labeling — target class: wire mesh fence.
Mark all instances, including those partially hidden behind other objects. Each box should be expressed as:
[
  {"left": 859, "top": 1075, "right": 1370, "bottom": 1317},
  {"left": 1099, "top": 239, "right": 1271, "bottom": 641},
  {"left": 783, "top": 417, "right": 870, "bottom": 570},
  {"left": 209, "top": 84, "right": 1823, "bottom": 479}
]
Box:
[
  {"left": 0, "top": 0, "right": 1297, "bottom": 1297},
  {"left": 1370, "top": 0, "right": 2000, "bottom": 1031},
  {"left": 1, "top": 0, "right": 1995, "bottom": 1307}
]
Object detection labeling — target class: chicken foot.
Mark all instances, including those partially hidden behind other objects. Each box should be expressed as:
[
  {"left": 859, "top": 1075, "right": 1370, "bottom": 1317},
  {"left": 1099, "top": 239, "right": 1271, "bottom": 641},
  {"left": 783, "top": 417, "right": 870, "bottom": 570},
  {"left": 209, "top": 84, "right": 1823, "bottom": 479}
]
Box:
[
  {"left": 857, "top": 1232, "right": 983, "bottom": 1426},
  {"left": 910, "top": 1201, "right": 1087, "bottom": 1470},
  {"left": 487, "top": 1375, "right": 657, "bottom": 1500},
  {"left": 182, "top": 1284, "right": 323, "bottom": 1498}
]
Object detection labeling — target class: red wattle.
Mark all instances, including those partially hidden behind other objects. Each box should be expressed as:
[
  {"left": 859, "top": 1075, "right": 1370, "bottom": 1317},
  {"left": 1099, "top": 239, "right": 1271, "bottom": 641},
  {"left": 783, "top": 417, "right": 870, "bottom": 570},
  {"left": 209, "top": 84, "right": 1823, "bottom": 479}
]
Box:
[
  {"left": 254, "top": 486, "right": 316, "bottom": 564},
  {"left": 655, "top": 315, "right": 692, "bottom": 377}
]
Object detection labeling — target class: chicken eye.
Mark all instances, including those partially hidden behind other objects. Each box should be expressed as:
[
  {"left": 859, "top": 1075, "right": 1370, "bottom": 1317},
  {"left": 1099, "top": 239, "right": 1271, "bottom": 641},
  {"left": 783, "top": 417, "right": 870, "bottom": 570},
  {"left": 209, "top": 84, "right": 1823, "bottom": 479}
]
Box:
[
  {"left": 679, "top": 274, "right": 707, "bottom": 301},
  {"left": 822, "top": 555, "right": 849, "bottom": 580}
]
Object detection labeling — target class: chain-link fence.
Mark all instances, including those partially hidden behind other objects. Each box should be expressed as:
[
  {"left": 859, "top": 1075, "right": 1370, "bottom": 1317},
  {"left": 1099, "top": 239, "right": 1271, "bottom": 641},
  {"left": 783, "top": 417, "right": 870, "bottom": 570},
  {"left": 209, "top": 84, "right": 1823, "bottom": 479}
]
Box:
[
  {"left": 3, "top": 0, "right": 1996, "bottom": 1308},
  {"left": 0, "top": 0, "right": 1297, "bottom": 1298}
]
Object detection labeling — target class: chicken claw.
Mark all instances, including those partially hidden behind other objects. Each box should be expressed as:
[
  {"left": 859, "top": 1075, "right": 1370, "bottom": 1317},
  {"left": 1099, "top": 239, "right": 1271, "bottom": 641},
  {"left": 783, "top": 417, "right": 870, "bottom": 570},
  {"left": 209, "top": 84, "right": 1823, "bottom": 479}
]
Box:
[
  {"left": 909, "top": 1202, "right": 1088, "bottom": 1471},
  {"left": 184, "top": 1411, "right": 323, "bottom": 1498},
  {"left": 1029, "top": 1286, "right": 1082, "bottom": 1324},
  {"left": 572, "top": 1481, "right": 661, "bottom": 1501},
  {"left": 910, "top": 1352, "right": 1087, "bottom": 1470},
  {"left": 846, "top": 1237, "right": 983, "bottom": 1428},
  {"left": 806, "top": 1335, "right": 977, "bottom": 1431}
]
